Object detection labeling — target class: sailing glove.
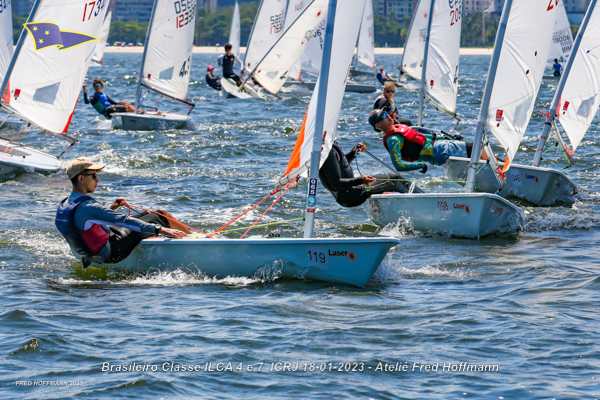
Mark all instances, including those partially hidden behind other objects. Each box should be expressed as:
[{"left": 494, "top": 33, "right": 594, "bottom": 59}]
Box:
[{"left": 419, "top": 163, "right": 428, "bottom": 174}]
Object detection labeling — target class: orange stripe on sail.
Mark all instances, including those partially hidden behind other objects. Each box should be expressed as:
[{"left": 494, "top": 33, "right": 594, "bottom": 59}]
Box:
[
  {"left": 284, "top": 108, "right": 309, "bottom": 176},
  {"left": 501, "top": 154, "right": 511, "bottom": 173},
  {"left": 63, "top": 94, "right": 80, "bottom": 133},
  {"left": 2, "top": 80, "right": 10, "bottom": 104}
]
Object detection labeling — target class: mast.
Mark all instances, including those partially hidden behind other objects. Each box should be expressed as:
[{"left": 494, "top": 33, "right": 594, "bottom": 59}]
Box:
[
  {"left": 532, "top": 0, "right": 597, "bottom": 167},
  {"left": 417, "top": 0, "right": 435, "bottom": 127},
  {"left": 134, "top": 0, "right": 159, "bottom": 114},
  {"left": 0, "top": 0, "right": 43, "bottom": 105},
  {"left": 303, "top": 0, "right": 337, "bottom": 238},
  {"left": 465, "top": 0, "right": 513, "bottom": 192}
]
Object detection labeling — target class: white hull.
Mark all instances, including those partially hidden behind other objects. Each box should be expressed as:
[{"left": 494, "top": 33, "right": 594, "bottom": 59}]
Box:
[
  {"left": 283, "top": 80, "right": 376, "bottom": 93},
  {"left": 111, "top": 112, "right": 190, "bottom": 131},
  {"left": 367, "top": 192, "right": 524, "bottom": 238},
  {"left": 0, "top": 137, "right": 61, "bottom": 179},
  {"left": 221, "top": 78, "right": 265, "bottom": 99},
  {"left": 97, "top": 237, "right": 400, "bottom": 287},
  {"left": 444, "top": 156, "right": 578, "bottom": 205},
  {"left": 349, "top": 67, "right": 374, "bottom": 77}
]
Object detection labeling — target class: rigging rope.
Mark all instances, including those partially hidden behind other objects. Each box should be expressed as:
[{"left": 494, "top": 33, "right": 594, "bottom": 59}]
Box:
[
  {"left": 0, "top": 123, "right": 29, "bottom": 153},
  {"left": 118, "top": 199, "right": 205, "bottom": 235}
]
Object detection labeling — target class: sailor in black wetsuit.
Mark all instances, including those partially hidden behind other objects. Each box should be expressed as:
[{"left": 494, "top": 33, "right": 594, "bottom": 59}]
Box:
[
  {"left": 205, "top": 65, "right": 221, "bottom": 90},
  {"left": 319, "top": 141, "right": 421, "bottom": 208},
  {"left": 217, "top": 43, "right": 243, "bottom": 86},
  {"left": 83, "top": 78, "right": 135, "bottom": 119}
]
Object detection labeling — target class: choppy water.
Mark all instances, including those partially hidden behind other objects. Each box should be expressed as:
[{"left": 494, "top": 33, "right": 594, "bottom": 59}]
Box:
[{"left": 1, "top": 53, "right": 599, "bottom": 399}]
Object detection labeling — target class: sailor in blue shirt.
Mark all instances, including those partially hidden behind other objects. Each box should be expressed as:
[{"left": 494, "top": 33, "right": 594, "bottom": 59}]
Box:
[
  {"left": 83, "top": 78, "right": 135, "bottom": 118},
  {"left": 376, "top": 65, "right": 392, "bottom": 85},
  {"left": 552, "top": 58, "right": 563, "bottom": 77},
  {"left": 55, "top": 157, "right": 189, "bottom": 267}
]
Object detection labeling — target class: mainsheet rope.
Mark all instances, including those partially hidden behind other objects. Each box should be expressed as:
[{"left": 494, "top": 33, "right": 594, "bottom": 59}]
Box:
[{"left": 0, "top": 123, "right": 29, "bottom": 153}]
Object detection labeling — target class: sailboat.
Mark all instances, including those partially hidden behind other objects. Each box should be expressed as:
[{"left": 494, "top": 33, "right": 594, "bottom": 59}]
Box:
[
  {"left": 97, "top": 0, "right": 400, "bottom": 287},
  {"left": 445, "top": 2, "right": 588, "bottom": 206},
  {"left": 90, "top": 9, "right": 112, "bottom": 66},
  {"left": 111, "top": 0, "right": 196, "bottom": 130},
  {"left": 349, "top": 0, "right": 375, "bottom": 77},
  {"left": 221, "top": 0, "right": 287, "bottom": 98},
  {"left": 222, "top": 0, "right": 328, "bottom": 99},
  {"left": 366, "top": 0, "right": 547, "bottom": 238},
  {"left": 543, "top": 0, "right": 573, "bottom": 79},
  {"left": 0, "top": 0, "right": 107, "bottom": 179},
  {"left": 228, "top": 1, "right": 241, "bottom": 58}
]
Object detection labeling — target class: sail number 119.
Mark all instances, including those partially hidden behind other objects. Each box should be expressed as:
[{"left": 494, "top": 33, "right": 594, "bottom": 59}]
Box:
[{"left": 308, "top": 251, "right": 326, "bottom": 263}]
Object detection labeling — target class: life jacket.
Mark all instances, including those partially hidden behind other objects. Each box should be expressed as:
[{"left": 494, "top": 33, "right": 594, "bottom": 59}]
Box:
[
  {"left": 55, "top": 196, "right": 109, "bottom": 257},
  {"left": 383, "top": 124, "right": 427, "bottom": 162},
  {"left": 222, "top": 55, "right": 236, "bottom": 75},
  {"left": 91, "top": 92, "right": 112, "bottom": 114},
  {"left": 331, "top": 142, "right": 354, "bottom": 179}
]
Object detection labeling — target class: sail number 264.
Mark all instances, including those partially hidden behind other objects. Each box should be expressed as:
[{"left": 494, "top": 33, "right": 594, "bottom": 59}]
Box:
[
  {"left": 82, "top": 0, "right": 107, "bottom": 21},
  {"left": 448, "top": 0, "right": 462, "bottom": 26},
  {"left": 175, "top": 0, "right": 197, "bottom": 29}
]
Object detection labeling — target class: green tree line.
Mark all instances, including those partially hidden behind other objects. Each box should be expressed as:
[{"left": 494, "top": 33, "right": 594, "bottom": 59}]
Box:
[{"left": 12, "top": 7, "right": 579, "bottom": 48}]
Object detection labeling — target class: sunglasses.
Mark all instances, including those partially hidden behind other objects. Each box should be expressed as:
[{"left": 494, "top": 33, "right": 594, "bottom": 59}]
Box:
[
  {"left": 81, "top": 173, "right": 98, "bottom": 180},
  {"left": 377, "top": 111, "right": 389, "bottom": 123},
  {"left": 94, "top": 83, "right": 102, "bottom": 87},
  {"left": 385, "top": 90, "right": 395, "bottom": 94}
]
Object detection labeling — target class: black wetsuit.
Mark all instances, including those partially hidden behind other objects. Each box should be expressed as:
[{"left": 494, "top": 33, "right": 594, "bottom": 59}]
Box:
[
  {"left": 83, "top": 91, "right": 127, "bottom": 119},
  {"left": 206, "top": 71, "right": 221, "bottom": 90},
  {"left": 218, "top": 53, "right": 243, "bottom": 86},
  {"left": 319, "top": 142, "right": 421, "bottom": 208},
  {"left": 373, "top": 96, "right": 413, "bottom": 126}
]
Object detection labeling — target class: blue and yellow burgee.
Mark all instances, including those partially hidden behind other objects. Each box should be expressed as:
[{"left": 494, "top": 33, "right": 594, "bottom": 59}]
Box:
[{"left": 24, "top": 22, "right": 98, "bottom": 51}]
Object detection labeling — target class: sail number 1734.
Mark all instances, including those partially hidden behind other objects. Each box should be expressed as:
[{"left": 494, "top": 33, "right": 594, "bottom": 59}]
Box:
[
  {"left": 175, "top": 0, "right": 196, "bottom": 29},
  {"left": 82, "top": 0, "right": 107, "bottom": 21},
  {"left": 448, "top": 0, "right": 462, "bottom": 26}
]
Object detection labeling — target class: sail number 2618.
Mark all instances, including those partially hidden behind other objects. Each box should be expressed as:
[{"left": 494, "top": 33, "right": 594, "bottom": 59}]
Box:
[
  {"left": 82, "top": 0, "right": 107, "bottom": 21},
  {"left": 448, "top": 0, "right": 462, "bottom": 26},
  {"left": 175, "top": 0, "right": 197, "bottom": 29}
]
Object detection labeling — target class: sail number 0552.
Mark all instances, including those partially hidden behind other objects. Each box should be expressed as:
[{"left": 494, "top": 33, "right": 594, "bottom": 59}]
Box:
[{"left": 175, "top": 0, "right": 196, "bottom": 28}]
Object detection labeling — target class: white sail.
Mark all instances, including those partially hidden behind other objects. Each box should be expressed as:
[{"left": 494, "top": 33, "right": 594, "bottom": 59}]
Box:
[
  {"left": 283, "top": 0, "right": 366, "bottom": 180},
  {"left": 0, "top": 0, "right": 13, "bottom": 85},
  {"left": 1, "top": 0, "right": 107, "bottom": 134},
  {"left": 425, "top": 0, "right": 462, "bottom": 115},
  {"left": 300, "top": 17, "right": 326, "bottom": 76},
  {"left": 229, "top": 1, "right": 240, "bottom": 56},
  {"left": 401, "top": 0, "right": 431, "bottom": 80},
  {"left": 547, "top": 0, "right": 573, "bottom": 67},
  {"left": 141, "top": 0, "right": 196, "bottom": 103},
  {"left": 252, "top": 0, "right": 328, "bottom": 95},
  {"left": 487, "top": 0, "right": 558, "bottom": 168},
  {"left": 356, "top": 0, "right": 375, "bottom": 69},
  {"left": 284, "top": 0, "right": 310, "bottom": 80},
  {"left": 92, "top": 9, "right": 112, "bottom": 64},
  {"left": 557, "top": 2, "right": 600, "bottom": 151},
  {"left": 243, "top": 0, "right": 287, "bottom": 73}
]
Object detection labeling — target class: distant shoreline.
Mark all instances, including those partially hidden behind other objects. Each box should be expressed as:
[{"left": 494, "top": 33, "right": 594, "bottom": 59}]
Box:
[{"left": 104, "top": 46, "right": 494, "bottom": 56}]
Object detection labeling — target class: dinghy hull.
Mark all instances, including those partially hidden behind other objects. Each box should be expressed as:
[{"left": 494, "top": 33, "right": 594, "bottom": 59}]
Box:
[
  {"left": 111, "top": 112, "right": 190, "bottom": 131},
  {"left": 444, "top": 156, "right": 578, "bottom": 205},
  {"left": 0, "top": 138, "right": 61, "bottom": 179},
  {"left": 367, "top": 192, "right": 524, "bottom": 238},
  {"left": 221, "top": 78, "right": 263, "bottom": 99},
  {"left": 96, "top": 237, "right": 400, "bottom": 287}
]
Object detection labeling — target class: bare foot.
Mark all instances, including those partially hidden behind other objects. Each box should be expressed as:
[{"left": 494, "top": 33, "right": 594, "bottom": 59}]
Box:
[{"left": 157, "top": 111, "right": 162, "bottom": 116}]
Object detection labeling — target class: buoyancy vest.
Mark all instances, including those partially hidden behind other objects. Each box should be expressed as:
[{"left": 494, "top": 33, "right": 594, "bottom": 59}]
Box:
[
  {"left": 222, "top": 55, "right": 236, "bottom": 75},
  {"left": 383, "top": 124, "right": 427, "bottom": 161},
  {"left": 332, "top": 142, "right": 354, "bottom": 179},
  {"left": 55, "top": 196, "right": 110, "bottom": 257},
  {"left": 92, "top": 92, "right": 112, "bottom": 114}
]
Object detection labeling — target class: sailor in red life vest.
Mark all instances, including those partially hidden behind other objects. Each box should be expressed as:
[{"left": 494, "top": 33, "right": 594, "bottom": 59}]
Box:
[
  {"left": 368, "top": 109, "right": 486, "bottom": 172},
  {"left": 55, "top": 157, "right": 189, "bottom": 267}
]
